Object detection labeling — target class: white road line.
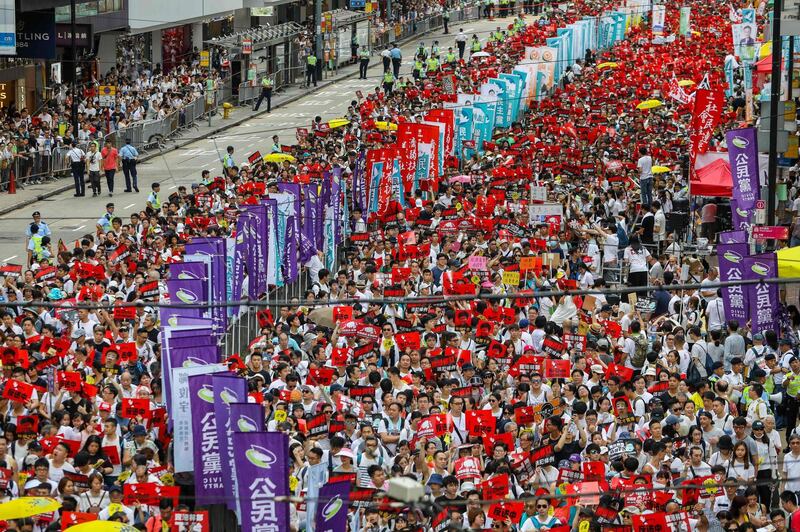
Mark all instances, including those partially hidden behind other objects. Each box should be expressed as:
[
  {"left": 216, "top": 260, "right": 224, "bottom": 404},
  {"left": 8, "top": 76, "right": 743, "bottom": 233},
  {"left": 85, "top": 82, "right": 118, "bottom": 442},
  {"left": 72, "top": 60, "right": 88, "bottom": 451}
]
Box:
[
  {"left": 124, "top": 203, "right": 136, "bottom": 209},
  {"left": 2, "top": 255, "right": 17, "bottom": 262},
  {"left": 169, "top": 185, "right": 177, "bottom": 190},
  {"left": 201, "top": 163, "right": 209, "bottom": 168},
  {"left": 72, "top": 225, "right": 85, "bottom": 232}
]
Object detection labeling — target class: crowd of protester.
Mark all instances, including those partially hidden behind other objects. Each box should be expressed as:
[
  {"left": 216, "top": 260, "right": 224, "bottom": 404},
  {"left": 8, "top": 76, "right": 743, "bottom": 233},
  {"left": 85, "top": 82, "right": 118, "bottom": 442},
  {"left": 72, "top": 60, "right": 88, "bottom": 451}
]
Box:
[{"left": 8, "top": 0, "right": 800, "bottom": 530}]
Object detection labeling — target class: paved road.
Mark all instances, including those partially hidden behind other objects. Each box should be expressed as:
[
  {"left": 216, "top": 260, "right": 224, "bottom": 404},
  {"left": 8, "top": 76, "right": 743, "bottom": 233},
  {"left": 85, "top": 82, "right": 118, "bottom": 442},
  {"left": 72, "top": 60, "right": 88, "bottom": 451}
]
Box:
[{"left": 0, "top": 14, "right": 511, "bottom": 266}]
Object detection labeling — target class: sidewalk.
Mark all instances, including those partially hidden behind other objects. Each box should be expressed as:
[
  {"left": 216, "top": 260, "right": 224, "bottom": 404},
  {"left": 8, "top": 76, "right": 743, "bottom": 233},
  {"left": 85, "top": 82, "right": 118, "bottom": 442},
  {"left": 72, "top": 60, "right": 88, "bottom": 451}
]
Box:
[{"left": 0, "top": 10, "right": 506, "bottom": 217}]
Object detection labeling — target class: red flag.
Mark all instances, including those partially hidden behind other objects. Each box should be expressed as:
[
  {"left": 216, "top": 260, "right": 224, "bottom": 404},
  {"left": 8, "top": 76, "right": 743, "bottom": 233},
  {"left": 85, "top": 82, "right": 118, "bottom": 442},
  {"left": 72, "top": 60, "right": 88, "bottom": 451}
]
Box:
[
  {"left": 2, "top": 379, "right": 33, "bottom": 403},
  {"left": 689, "top": 88, "right": 724, "bottom": 167}
]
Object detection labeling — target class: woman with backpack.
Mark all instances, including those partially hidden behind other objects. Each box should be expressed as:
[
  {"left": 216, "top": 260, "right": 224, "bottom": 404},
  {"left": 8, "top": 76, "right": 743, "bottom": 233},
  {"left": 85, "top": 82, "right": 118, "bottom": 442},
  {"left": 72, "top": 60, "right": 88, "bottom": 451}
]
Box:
[{"left": 624, "top": 236, "right": 650, "bottom": 287}]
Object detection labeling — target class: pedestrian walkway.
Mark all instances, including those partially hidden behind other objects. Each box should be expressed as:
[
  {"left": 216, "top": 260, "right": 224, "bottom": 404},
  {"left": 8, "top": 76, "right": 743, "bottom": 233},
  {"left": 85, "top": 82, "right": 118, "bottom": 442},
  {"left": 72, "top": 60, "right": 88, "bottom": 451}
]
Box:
[{"left": 0, "top": 10, "right": 507, "bottom": 218}]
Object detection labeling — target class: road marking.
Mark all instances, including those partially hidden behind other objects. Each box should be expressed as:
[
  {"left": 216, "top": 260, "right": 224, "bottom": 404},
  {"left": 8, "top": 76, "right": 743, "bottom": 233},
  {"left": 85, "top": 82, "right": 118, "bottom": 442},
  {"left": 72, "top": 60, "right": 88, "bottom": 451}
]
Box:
[
  {"left": 124, "top": 203, "right": 136, "bottom": 209},
  {"left": 169, "top": 185, "right": 177, "bottom": 190},
  {"left": 2, "top": 255, "right": 16, "bottom": 262},
  {"left": 72, "top": 225, "right": 85, "bottom": 232},
  {"left": 201, "top": 163, "right": 209, "bottom": 168}
]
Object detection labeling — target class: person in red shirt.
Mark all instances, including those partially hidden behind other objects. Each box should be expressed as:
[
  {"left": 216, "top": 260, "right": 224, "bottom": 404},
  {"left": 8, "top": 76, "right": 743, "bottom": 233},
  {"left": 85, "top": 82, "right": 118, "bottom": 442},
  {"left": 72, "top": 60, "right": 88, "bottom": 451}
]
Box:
[{"left": 100, "top": 139, "right": 119, "bottom": 197}]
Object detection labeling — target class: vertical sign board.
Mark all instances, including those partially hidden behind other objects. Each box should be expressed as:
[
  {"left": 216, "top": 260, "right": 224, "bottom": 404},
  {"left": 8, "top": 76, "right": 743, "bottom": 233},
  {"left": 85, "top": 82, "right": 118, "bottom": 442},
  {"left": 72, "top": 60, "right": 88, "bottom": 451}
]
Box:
[{"left": 0, "top": 0, "right": 14, "bottom": 56}]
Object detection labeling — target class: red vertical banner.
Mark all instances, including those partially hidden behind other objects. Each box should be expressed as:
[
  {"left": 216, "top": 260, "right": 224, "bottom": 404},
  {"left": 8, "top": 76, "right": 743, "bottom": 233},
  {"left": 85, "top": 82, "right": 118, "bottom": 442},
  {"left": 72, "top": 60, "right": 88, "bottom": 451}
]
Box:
[
  {"left": 689, "top": 88, "right": 724, "bottom": 169},
  {"left": 413, "top": 123, "right": 441, "bottom": 182},
  {"left": 396, "top": 123, "right": 420, "bottom": 195},
  {"left": 377, "top": 147, "right": 396, "bottom": 217},
  {"left": 425, "top": 109, "right": 455, "bottom": 157}
]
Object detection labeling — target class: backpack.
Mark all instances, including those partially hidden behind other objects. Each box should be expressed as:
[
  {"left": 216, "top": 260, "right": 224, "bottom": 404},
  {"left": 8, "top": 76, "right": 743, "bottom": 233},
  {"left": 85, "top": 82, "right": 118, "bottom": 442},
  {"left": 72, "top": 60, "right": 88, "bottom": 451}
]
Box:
[
  {"left": 686, "top": 359, "right": 707, "bottom": 389},
  {"left": 631, "top": 333, "right": 649, "bottom": 368},
  {"left": 616, "top": 222, "right": 629, "bottom": 248}
]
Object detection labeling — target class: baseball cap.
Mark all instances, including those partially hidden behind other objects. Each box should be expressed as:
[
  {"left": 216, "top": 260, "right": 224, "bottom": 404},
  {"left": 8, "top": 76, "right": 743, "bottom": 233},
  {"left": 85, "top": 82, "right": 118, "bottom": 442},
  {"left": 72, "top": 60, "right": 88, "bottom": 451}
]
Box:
[
  {"left": 591, "top": 364, "right": 604, "bottom": 374},
  {"left": 132, "top": 425, "right": 147, "bottom": 436},
  {"left": 751, "top": 421, "right": 765, "bottom": 431},
  {"left": 427, "top": 474, "right": 444, "bottom": 486}
]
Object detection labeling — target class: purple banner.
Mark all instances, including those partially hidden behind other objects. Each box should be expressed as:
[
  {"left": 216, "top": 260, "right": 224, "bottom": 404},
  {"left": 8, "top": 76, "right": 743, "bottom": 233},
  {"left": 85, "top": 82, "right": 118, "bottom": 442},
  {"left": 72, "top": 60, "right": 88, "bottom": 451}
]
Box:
[
  {"left": 169, "top": 262, "right": 208, "bottom": 281},
  {"left": 353, "top": 151, "right": 366, "bottom": 212},
  {"left": 717, "top": 240, "right": 749, "bottom": 324},
  {"left": 332, "top": 168, "right": 343, "bottom": 245},
  {"left": 726, "top": 127, "right": 760, "bottom": 232},
  {"left": 744, "top": 252, "right": 779, "bottom": 334},
  {"left": 165, "top": 278, "right": 206, "bottom": 318},
  {"left": 278, "top": 183, "right": 301, "bottom": 283},
  {"left": 185, "top": 238, "right": 228, "bottom": 333},
  {"left": 232, "top": 214, "right": 250, "bottom": 307},
  {"left": 229, "top": 402, "right": 264, "bottom": 523},
  {"left": 189, "top": 374, "right": 224, "bottom": 506},
  {"left": 242, "top": 205, "right": 268, "bottom": 298},
  {"left": 212, "top": 374, "right": 248, "bottom": 511},
  {"left": 302, "top": 184, "right": 320, "bottom": 262},
  {"left": 718, "top": 230, "right": 748, "bottom": 244},
  {"left": 232, "top": 431, "right": 290, "bottom": 532},
  {"left": 314, "top": 480, "right": 350, "bottom": 531}
]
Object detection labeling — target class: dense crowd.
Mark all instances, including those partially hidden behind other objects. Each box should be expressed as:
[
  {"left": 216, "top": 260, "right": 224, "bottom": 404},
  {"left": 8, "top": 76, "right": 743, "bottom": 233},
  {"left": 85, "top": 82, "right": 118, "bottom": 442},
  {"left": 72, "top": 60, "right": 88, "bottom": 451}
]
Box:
[{"left": 8, "top": 0, "right": 800, "bottom": 531}]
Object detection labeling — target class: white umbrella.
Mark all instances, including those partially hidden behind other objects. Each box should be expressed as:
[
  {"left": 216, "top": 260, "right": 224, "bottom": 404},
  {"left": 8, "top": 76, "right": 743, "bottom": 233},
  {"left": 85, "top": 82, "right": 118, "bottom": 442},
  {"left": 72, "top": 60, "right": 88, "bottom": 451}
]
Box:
[{"left": 471, "top": 51, "right": 491, "bottom": 58}]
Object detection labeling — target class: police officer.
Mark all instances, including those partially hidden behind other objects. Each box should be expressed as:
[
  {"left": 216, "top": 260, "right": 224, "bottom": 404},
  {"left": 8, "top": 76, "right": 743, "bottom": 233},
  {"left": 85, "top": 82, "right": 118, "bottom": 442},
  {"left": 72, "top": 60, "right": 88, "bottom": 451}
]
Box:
[
  {"left": 492, "top": 27, "right": 504, "bottom": 42},
  {"left": 147, "top": 182, "right": 162, "bottom": 214},
  {"left": 445, "top": 47, "right": 457, "bottom": 67},
  {"left": 253, "top": 74, "right": 273, "bottom": 112},
  {"left": 483, "top": 0, "right": 493, "bottom": 19},
  {"left": 412, "top": 55, "right": 425, "bottom": 81},
  {"left": 443, "top": 8, "right": 450, "bottom": 34},
  {"left": 119, "top": 138, "right": 139, "bottom": 193},
  {"left": 456, "top": 28, "right": 468, "bottom": 60},
  {"left": 470, "top": 35, "right": 482, "bottom": 56},
  {"left": 306, "top": 51, "right": 318, "bottom": 88},
  {"left": 359, "top": 46, "right": 370, "bottom": 79},
  {"left": 426, "top": 55, "right": 439, "bottom": 75},
  {"left": 383, "top": 71, "right": 395, "bottom": 93},
  {"left": 416, "top": 42, "right": 427, "bottom": 61},
  {"left": 381, "top": 45, "right": 391, "bottom": 73},
  {"left": 430, "top": 41, "right": 441, "bottom": 61}
]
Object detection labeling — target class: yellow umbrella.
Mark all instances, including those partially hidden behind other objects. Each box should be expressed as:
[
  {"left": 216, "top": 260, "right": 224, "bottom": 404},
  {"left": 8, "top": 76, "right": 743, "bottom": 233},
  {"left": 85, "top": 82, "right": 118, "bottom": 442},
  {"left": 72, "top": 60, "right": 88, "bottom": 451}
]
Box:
[
  {"left": 65, "top": 523, "right": 138, "bottom": 532},
  {"left": 636, "top": 99, "right": 664, "bottom": 110},
  {"left": 597, "top": 62, "right": 618, "bottom": 69},
  {"left": 777, "top": 246, "right": 800, "bottom": 278},
  {"left": 263, "top": 153, "right": 296, "bottom": 163},
  {"left": 651, "top": 165, "right": 672, "bottom": 174},
  {"left": 0, "top": 497, "right": 60, "bottom": 520},
  {"left": 760, "top": 41, "right": 772, "bottom": 59},
  {"left": 328, "top": 118, "right": 350, "bottom": 129},
  {"left": 678, "top": 79, "right": 695, "bottom": 87},
  {"left": 374, "top": 121, "right": 398, "bottom": 131}
]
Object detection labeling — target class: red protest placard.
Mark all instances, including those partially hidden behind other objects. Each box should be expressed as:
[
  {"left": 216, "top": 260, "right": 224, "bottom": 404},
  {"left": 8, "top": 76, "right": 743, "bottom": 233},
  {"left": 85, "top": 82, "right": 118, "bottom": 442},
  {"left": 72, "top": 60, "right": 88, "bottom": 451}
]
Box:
[
  {"left": 330, "top": 348, "right": 351, "bottom": 366},
  {"left": 542, "top": 337, "right": 566, "bottom": 358},
  {"left": 395, "top": 332, "right": 421, "bottom": 350},
  {"left": 515, "top": 405, "right": 538, "bottom": 426},
  {"left": 488, "top": 501, "right": 524, "bottom": 523},
  {"left": 391, "top": 267, "right": 411, "bottom": 284},
  {"left": 112, "top": 303, "right": 137, "bottom": 321},
  {"left": 332, "top": 306, "right": 353, "bottom": 322},
  {"left": 483, "top": 432, "right": 514, "bottom": 456},
  {"left": 453, "top": 456, "right": 482, "bottom": 480},
  {"left": 466, "top": 409, "right": 495, "bottom": 438},
  {"left": 103, "top": 445, "right": 121, "bottom": 465},
  {"left": 116, "top": 342, "right": 139, "bottom": 363},
  {"left": 479, "top": 473, "right": 509, "bottom": 500},
  {"left": 544, "top": 359, "right": 572, "bottom": 379},
  {"left": 2, "top": 379, "right": 33, "bottom": 403},
  {"left": 582, "top": 461, "right": 605, "bottom": 482},
  {"left": 123, "top": 483, "right": 159, "bottom": 506},
  {"left": 40, "top": 337, "right": 70, "bottom": 358},
  {"left": 16, "top": 416, "right": 38, "bottom": 438},
  {"left": 632, "top": 513, "right": 669, "bottom": 532},
  {"left": 119, "top": 398, "right": 152, "bottom": 419},
  {"left": 171, "top": 510, "right": 210, "bottom": 532},
  {"left": 604, "top": 363, "right": 633, "bottom": 382},
  {"left": 2, "top": 347, "right": 28, "bottom": 369},
  {"left": 61, "top": 511, "right": 97, "bottom": 530},
  {"left": 308, "top": 366, "right": 335, "bottom": 386},
  {"left": 56, "top": 371, "right": 83, "bottom": 393}
]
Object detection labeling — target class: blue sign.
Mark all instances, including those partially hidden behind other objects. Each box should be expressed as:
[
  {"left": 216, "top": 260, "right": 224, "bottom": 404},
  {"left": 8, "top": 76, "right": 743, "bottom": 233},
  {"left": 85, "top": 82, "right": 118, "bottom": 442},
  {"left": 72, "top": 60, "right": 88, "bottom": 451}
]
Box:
[{"left": 350, "top": 0, "right": 366, "bottom": 7}]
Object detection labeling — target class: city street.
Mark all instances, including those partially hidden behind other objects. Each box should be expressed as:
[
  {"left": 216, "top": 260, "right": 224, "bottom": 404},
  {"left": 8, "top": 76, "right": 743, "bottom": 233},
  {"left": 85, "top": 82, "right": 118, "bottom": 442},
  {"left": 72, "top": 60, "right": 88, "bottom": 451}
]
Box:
[{"left": 0, "top": 15, "right": 507, "bottom": 266}]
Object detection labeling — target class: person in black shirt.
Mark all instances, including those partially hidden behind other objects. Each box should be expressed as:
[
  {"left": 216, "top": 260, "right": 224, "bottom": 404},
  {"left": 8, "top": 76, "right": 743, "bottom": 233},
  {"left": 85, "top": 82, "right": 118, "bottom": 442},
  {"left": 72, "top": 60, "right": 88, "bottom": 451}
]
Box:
[{"left": 640, "top": 205, "right": 655, "bottom": 246}]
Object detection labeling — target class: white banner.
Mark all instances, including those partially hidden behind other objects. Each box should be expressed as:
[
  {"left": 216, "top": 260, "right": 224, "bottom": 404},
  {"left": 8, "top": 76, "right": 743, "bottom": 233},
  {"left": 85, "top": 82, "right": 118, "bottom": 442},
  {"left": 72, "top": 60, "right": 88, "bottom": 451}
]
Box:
[{"left": 652, "top": 5, "right": 665, "bottom": 35}]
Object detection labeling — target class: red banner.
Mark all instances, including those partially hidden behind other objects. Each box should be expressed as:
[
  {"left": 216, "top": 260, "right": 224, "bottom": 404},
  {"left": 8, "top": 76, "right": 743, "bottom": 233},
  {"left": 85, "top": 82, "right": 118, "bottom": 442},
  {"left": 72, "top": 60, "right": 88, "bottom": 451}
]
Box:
[{"left": 689, "top": 88, "right": 724, "bottom": 167}]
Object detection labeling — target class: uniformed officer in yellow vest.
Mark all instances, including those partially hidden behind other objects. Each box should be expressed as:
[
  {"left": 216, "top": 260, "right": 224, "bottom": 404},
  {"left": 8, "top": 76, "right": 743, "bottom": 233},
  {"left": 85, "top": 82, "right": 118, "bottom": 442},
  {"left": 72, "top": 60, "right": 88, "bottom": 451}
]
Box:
[
  {"left": 27, "top": 225, "right": 43, "bottom": 267},
  {"left": 492, "top": 27, "right": 504, "bottom": 42},
  {"left": 412, "top": 56, "right": 425, "bottom": 80},
  {"left": 253, "top": 73, "right": 273, "bottom": 112},
  {"left": 383, "top": 70, "right": 395, "bottom": 93},
  {"left": 358, "top": 46, "right": 370, "bottom": 79},
  {"left": 499, "top": 0, "right": 508, "bottom": 18},
  {"left": 445, "top": 47, "right": 457, "bottom": 66},
  {"left": 415, "top": 42, "right": 427, "bottom": 60},
  {"left": 426, "top": 55, "right": 439, "bottom": 74},
  {"left": 470, "top": 35, "right": 481, "bottom": 55},
  {"left": 147, "top": 182, "right": 162, "bottom": 214},
  {"left": 430, "top": 41, "right": 441, "bottom": 60},
  {"left": 483, "top": 0, "right": 493, "bottom": 19},
  {"left": 306, "top": 51, "right": 318, "bottom": 88}
]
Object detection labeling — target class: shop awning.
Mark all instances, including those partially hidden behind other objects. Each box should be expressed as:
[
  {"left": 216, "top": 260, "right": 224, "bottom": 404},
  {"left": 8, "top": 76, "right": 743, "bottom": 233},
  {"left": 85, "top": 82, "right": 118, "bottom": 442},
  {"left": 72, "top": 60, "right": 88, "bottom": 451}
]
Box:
[{"left": 691, "top": 154, "right": 733, "bottom": 197}]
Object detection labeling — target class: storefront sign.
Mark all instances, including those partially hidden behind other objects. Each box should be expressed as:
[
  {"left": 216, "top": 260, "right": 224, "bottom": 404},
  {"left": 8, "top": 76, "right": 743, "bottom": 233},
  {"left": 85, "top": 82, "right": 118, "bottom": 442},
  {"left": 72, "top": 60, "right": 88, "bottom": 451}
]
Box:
[
  {"left": 200, "top": 50, "right": 209, "bottom": 67},
  {"left": 56, "top": 24, "right": 91, "bottom": 47},
  {"left": 242, "top": 38, "right": 252, "bottom": 55},
  {"left": 0, "top": 81, "right": 16, "bottom": 108},
  {"left": 16, "top": 12, "right": 55, "bottom": 59},
  {"left": 0, "top": 0, "right": 15, "bottom": 56}
]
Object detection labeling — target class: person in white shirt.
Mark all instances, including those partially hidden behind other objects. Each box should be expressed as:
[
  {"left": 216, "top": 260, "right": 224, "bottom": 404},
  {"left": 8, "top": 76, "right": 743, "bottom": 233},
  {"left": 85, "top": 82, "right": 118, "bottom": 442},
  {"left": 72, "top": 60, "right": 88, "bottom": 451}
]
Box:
[
  {"left": 637, "top": 146, "right": 654, "bottom": 207},
  {"left": 653, "top": 200, "right": 667, "bottom": 252}
]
